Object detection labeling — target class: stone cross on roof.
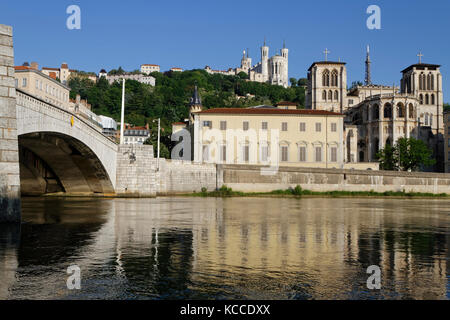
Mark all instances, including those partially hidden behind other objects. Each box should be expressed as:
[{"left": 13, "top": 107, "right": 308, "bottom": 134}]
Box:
[
  {"left": 417, "top": 51, "right": 424, "bottom": 64},
  {"left": 323, "top": 48, "right": 330, "bottom": 61}
]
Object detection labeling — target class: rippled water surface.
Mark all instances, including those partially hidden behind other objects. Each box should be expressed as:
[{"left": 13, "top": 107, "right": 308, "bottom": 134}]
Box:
[{"left": 0, "top": 196, "right": 449, "bottom": 299}]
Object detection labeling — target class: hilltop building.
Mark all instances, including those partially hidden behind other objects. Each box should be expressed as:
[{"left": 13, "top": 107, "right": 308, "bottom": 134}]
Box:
[
  {"left": 140, "top": 64, "right": 160, "bottom": 74},
  {"left": 204, "top": 40, "right": 289, "bottom": 88}
]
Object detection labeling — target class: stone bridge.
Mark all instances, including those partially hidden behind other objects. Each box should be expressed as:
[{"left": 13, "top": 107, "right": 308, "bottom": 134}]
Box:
[
  {"left": 0, "top": 24, "right": 157, "bottom": 222},
  {"left": 16, "top": 89, "right": 118, "bottom": 195}
]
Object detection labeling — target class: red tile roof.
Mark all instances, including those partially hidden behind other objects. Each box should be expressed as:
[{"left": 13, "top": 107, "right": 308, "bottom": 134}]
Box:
[
  {"left": 42, "top": 67, "right": 59, "bottom": 71},
  {"left": 198, "top": 108, "right": 343, "bottom": 116},
  {"left": 14, "top": 66, "right": 32, "bottom": 70}
]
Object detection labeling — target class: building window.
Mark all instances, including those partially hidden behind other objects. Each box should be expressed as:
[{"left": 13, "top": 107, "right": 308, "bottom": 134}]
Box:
[
  {"left": 298, "top": 146, "right": 306, "bottom": 162},
  {"left": 315, "top": 147, "right": 322, "bottom": 162},
  {"left": 315, "top": 123, "right": 321, "bottom": 132},
  {"left": 282, "top": 122, "right": 288, "bottom": 131},
  {"left": 220, "top": 121, "right": 227, "bottom": 130},
  {"left": 22, "top": 78, "right": 27, "bottom": 87},
  {"left": 348, "top": 99, "right": 354, "bottom": 106},
  {"left": 331, "top": 123, "right": 337, "bottom": 132},
  {"left": 35, "top": 79, "right": 39, "bottom": 89},
  {"left": 262, "top": 122, "right": 268, "bottom": 130},
  {"left": 281, "top": 146, "right": 288, "bottom": 162},
  {"left": 330, "top": 147, "right": 337, "bottom": 162},
  {"left": 202, "top": 121, "right": 212, "bottom": 128},
  {"left": 447, "top": 139, "right": 450, "bottom": 148},
  {"left": 243, "top": 145, "right": 250, "bottom": 162},
  {"left": 261, "top": 145, "right": 268, "bottom": 162},
  {"left": 243, "top": 121, "right": 249, "bottom": 131},
  {"left": 220, "top": 145, "right": 226, "bottom": 162},
  {"left": 15, "top": 79, "right": 18, "bottom": 87},
  {"left": 299, "top": 122, "right": 306, "bottom": 132}
]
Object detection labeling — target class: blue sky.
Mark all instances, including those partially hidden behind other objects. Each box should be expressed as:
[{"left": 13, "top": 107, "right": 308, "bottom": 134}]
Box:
[{"left": 1, "top": 0, "right": 449, "bottom": 101}]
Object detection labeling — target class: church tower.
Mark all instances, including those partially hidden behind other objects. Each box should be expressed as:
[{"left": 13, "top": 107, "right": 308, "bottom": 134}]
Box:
[
  {"left": 281, "top": 41, "right": 289, "bottom": 87},
  {"left": 261, "top": 38, "right": 269, "bottom": 81},
  {"left": 189, "top": 85, "right": 202, "bottom": 122},
  {"left": 365, "top": 45, "right": 371, "bottom": 85}
]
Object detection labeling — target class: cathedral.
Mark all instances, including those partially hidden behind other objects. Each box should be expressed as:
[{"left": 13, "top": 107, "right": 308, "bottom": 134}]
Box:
[
  {"left": 206, "top": 40, "right": 289, "bottom": 88},
  {"left": 305, "top": 46, "right": 444, "bottom": 171}
]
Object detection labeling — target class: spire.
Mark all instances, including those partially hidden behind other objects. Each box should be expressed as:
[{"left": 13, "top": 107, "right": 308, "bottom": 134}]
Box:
[
  {"left": 365, "top": 45, "right": 371, "bottom": 85},
  {"left": 190, "top": 85, "right": 202, "bottom": 106}
]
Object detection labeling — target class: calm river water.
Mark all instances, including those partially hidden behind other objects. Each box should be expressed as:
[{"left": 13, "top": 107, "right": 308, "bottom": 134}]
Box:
[{"left": 0, "top": 196, "right": 449, "bottom": 300}]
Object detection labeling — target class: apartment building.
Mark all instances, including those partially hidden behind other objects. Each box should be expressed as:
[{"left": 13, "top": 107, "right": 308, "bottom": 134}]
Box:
[{"left": 14, "top": 65, "right": 70, "bottom": 108}]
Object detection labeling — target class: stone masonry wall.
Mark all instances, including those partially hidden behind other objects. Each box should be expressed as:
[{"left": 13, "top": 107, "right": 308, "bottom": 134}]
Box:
[
  {"left": 0, "top": 24, "right": 20, "bottom": 222},
  {"left": 116, "top": 144, "right": 157, "bottom": 197},
  {"left": 218, "top": 164, "right": 450, "bottom": 194},
  {"left": 157, "top": 159, "right": 217, "bottom": 195}
]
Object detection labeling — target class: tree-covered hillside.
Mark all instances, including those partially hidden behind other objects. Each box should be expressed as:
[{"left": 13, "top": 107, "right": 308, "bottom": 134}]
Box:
[
  {"left": 68, "top": 69, "right": 306, "bottom": 127},
  {"left": 68, "top": 69, "right": 306, "bottom": 157}
]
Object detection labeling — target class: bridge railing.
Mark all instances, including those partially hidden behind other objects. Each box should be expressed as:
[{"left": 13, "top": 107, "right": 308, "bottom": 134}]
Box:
[{"left": 15, "top": 89, "right": 118, "bottom": 148}]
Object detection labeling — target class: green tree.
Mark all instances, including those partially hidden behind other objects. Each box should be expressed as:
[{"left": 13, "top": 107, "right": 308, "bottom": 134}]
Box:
[
  {"left": 289, "top": 77, "right": 297, "bottom": 87},
  {"left": 444, "top": 103, "right": 450, "bottom": 112},
  {"left": 376, "top": 137, "right": 435, "bottom": 171},
  {"left": 376, "top": 142, "right": 398, "bottom": 171},
  {"left": 396, "top": 137, "right": 435, "bottom": 171},
  {"left": 297, "top": 78, "right": 307, "bottom": 86}
]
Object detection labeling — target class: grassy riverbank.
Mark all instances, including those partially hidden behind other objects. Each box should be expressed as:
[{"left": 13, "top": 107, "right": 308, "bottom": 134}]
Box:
[{"left": 187, "top": 185, "right": 449, "bottom": 198}]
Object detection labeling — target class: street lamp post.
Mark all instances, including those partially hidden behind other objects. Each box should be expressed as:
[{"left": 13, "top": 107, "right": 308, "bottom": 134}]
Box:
[
  {"left": 153, "top": 118, "right": 160, "bottom": 170},
  {"left": 120, "top": 78, "right": 125, "bottom": 144}
]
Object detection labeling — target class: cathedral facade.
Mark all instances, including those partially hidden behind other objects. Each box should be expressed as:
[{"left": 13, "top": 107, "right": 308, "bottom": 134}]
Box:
[
  {"left": 207, "top": 40, "right": 289, "bottom": 88},
  {"left": 306, "top": 48, "right": 444, "bottom": 171}
]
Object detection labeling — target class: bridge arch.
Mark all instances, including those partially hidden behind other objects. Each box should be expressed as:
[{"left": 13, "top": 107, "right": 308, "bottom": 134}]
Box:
[{"left": 15, "top": 90, "right": 118, "bottom": 195}]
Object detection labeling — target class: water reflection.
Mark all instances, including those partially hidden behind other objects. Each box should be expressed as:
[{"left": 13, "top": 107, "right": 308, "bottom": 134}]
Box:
[{"left": 0, "top": 197, "right": 448, "bottom": 299}]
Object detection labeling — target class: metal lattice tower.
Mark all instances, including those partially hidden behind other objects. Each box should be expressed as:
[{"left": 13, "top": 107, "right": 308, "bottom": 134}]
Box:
[{"left": 365, "top": 45, "right": 371, "bottom": 85}]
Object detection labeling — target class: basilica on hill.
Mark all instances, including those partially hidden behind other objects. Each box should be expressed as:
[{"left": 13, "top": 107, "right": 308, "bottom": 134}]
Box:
[{"left": 305, "top": 47, "right": 444, "bottom": 171}]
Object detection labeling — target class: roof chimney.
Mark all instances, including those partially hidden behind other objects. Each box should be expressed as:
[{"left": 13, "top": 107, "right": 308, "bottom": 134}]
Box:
[{"left": 30, "top": 62, "right": 39, "bottom": 70}]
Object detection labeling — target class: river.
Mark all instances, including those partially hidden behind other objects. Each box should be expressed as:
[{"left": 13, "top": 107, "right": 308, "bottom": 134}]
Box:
[{"left": 0, "top": 196, "right": 449, "bottom": 299}]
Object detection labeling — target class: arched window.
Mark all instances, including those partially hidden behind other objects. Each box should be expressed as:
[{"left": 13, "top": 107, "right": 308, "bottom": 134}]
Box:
[
  {"left": 322, "top": 90, "right": 327, "bottom": 101},
  {"left": 334, "top": 90, "right": 339, "bottom": 101},
  {"left": 425, "top": 94, "right": 429, "bottom": 105},
  {"left": 431, "top": 94, "right": 435, "bottom": 105},
  {"left": 425, "top": 113, "right": 429, "bottom": 126},
  {"left": 384, "top": 103, "right": 392, "bottom": 118},
  {"left": 419, "top": 94, "right": 423, "bottom": 105},
  {"left": 322, "top": 69, "right": 330, "bottom": 87},
  {"left": 431, "top": 74, "right": 434, "bottom": 90},
  {"left": 430, "top": 114, "right": 433, "bottom": 127},
  {"left": 386, "top": 138, "right": 392, "bottom": 146},
  {"left": 331, "top": 70, "right": 338, "bottom": 86},
  {"left": 397, "top": 103, "right": 405, "bottom": 118},
  {"left": 328, "top": 90, "right": 333, "bottom": 101},
  {"left": 373, "top": 104, "right": 379, "bottom": 120},
  {"left": 419, "top": 74, "right": 423, "bottom": 90},
  {"left": 427, "top": 74, "right": 431, "bottom": 90},
  {"left": 409, "top": 104, "right": 414, "bottom": 119}
]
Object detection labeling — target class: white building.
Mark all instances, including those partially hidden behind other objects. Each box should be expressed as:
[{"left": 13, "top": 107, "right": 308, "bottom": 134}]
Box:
[
  {"left": 106, "top": 73, "right": 155, "bottom": 86},
  {"left": 140, "top": 64, "right": 160, "bottom": 74},
  {"left": 204, "top": 40, "right": 289, "bottom": 88},
  {"left": 123, "top": 124, "right": 151, "bottom": 145}
]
